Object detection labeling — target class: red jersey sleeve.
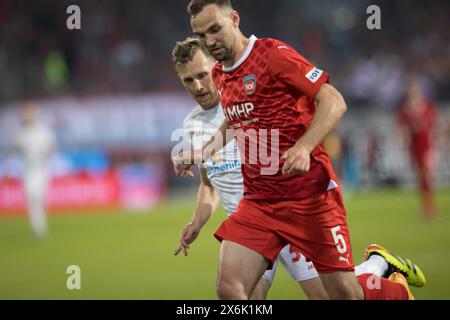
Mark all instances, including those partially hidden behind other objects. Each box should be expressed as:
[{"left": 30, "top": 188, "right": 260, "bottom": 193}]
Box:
[{"left": 267, "top": 41, "right": 329, "bottom": 99}]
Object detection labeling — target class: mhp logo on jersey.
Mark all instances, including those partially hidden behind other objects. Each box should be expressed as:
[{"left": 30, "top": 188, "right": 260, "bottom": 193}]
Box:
[
  {"left": 243, "top": 74, "right": 257, "bottom": 95},
  {"left": 305, "top": 67, "right": 323, "bottom": 84}
]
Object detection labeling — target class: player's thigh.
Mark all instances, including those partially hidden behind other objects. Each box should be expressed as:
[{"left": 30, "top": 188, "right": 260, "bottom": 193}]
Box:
[
  {"left": 218, "top": 240, "right": 269, "bottom": 294},
  {"left": 319, "top": 271, "right": 363, "bottom": 300}
]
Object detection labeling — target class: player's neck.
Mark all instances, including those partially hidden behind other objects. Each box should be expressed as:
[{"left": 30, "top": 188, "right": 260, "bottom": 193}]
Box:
[{"left": 223, "top": 34, "right": 250, "bottom": 68}]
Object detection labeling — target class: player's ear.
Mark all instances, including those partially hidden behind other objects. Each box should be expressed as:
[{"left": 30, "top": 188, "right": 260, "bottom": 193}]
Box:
[{"left": 230, "top": 10, "right": 240, "bottom": 28}]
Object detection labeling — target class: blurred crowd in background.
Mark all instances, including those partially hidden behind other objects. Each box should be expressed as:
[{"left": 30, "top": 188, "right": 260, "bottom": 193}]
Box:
[
  {"left": 0, "top": 0, "right": 449, "bottom": 214},
  {"left": 1, "top": 0, "right": 449, "bottom": 106}
]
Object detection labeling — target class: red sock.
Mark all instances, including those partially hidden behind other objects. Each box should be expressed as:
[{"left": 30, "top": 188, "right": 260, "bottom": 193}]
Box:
[{"left": 357, "top": 273, "right": 408, "bottom": 300}]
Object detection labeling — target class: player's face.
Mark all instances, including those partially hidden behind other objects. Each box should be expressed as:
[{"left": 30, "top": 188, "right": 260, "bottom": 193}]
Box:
[
  {"left": 178, "top": 50, "right": 219, "bottom": 109},
  {"left": 22, "top": 103, "right": 38, "bottom": 127},
  {"left": 406, "top": 81, "right": 424, "bottom": 107},
  {"left": 190, "top": 4, "right": 238, "bottom": 63}
]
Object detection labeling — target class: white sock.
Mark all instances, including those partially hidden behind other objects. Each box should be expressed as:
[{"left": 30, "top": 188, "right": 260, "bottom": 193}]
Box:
[{"left": 354, "top": 255, "right": 388, "bottom": 277}]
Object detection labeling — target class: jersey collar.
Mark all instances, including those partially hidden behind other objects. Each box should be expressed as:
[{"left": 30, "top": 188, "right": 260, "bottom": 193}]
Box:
[{"left": 223, "top": 35, "right": 258, "bottom": 73}]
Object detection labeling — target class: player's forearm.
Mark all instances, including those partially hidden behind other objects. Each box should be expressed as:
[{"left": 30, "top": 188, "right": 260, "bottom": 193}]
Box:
[
  {"left": 297, "top": 84, "right": 347, "bottom": 151},
  {"left": 200, "top": 120, "right": 232, "bottom": 162},
  {"left": 191, "top": 184, "right": 219, "bottom": 229}
]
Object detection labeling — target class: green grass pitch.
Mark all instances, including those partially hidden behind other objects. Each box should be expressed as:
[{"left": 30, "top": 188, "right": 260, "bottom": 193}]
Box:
[{"left": 0, "top": 188, "right": 449, "bottom": 299}]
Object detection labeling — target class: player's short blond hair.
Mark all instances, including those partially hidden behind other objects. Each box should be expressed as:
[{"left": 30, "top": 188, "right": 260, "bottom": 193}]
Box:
[
  {"left": 172, "top": 37, "right": 213, "bottom": 73},
  {"left": 187, "top": 0, "right": 233, "bottom": 16}
]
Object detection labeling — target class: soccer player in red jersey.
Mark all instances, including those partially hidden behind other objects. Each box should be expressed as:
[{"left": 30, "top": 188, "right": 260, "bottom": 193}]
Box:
[
  {"left": 171, "top": 37, "right": 426, "bottom": 300},
  {"left": 177, "top": 0, "right": 415, "bottom": 300},
  {"left": 397, "top": 79, "right": 438, "bottom": 220}
]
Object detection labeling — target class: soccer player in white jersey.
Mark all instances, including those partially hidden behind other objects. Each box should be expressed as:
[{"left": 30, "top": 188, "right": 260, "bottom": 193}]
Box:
[
  {"left": 171, "top": 37, "right": 426, "bottom": 299},
  {"left": 15, "top": 102, "right": 56, "bottom": 239}
]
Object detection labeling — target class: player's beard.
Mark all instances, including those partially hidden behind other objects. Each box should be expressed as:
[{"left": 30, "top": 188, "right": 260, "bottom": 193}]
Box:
[{"left": 209, "top": 45, "right": 232, "bottom": 62}]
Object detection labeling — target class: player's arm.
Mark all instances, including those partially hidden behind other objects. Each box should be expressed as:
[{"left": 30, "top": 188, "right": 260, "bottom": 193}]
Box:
[
  {"left": 282, "top": 83, "right": 347, "bottom": 174},
  {"left": 174, "top": 168, "right": 220, "bottom": 256},
  {"left": 173, "top": 120, "right": 232, "bottom": 176},
  {"left": 201, "top": 119, "right": 232, "bottom": 163}
]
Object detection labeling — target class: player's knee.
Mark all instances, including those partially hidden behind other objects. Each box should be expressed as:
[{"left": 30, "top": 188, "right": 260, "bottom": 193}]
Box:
[{"left": 216, "top": 279, "right": 248, "bottom": 300}]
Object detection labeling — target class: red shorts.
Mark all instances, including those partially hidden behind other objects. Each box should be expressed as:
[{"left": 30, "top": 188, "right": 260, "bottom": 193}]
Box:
[{"left": 214, "top": 188, "right": 355, "bottom": 273}]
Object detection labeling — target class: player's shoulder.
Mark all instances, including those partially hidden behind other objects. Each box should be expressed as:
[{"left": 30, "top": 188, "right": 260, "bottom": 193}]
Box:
[
  {"left": 256, "top": 38, "right": 316, "bottom": 73},
  {"left": 257, "top": 37, "right": 290, "bottom": 48},
  {"left": 256, "top": 38, "right": 296, "bottom": 55},
  {"left": 183, "top": 105, "right": 205, "bottom": 130},
  {"left": 254, "top": 38, "right": 308, "bottom": 68}
]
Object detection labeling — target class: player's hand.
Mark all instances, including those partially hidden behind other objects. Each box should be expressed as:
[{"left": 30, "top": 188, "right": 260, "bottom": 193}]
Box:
[
  {"left": 281, "top": 144, "right": 312, "bottom": 175},
  {"left": 172, "top": 151, "right": 195, "bottom": 177},
  {"left": 174, "top": 222, "right": 201, "bottom": 256}
]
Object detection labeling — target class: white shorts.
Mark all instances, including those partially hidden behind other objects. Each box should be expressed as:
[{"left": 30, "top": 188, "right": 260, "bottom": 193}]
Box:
[
  {"left": 263, "top": 244, "right": 319, "bottom": 283},
  {"left": 24, "top": 171, "right": 48, "bottom": 199}
]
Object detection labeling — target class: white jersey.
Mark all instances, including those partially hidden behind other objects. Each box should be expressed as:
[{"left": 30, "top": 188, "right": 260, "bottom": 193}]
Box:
[
  {"left": 183, "top": 104, "right": 243, "bottom": 216},
  {"left": 16, "top": 123, "right": 55, "bottom": 177}
]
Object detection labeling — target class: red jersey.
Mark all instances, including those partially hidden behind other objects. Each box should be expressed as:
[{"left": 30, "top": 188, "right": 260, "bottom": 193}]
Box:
[
  {"left": 397, "top": 101, "right": 437, "bottom": 153},
  {"left": 212, "top": 35, "right": 337, "bottom": 200}
]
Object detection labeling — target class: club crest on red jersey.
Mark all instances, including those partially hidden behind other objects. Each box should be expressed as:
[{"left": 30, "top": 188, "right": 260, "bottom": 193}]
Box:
[{"left": 243, "top": 74, "right": 256, "bottom": 95}]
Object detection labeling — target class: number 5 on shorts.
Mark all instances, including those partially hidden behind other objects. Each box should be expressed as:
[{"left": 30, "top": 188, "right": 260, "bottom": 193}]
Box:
[{"left": 331, "top": 226, "right": 347, "bottom": 254}]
